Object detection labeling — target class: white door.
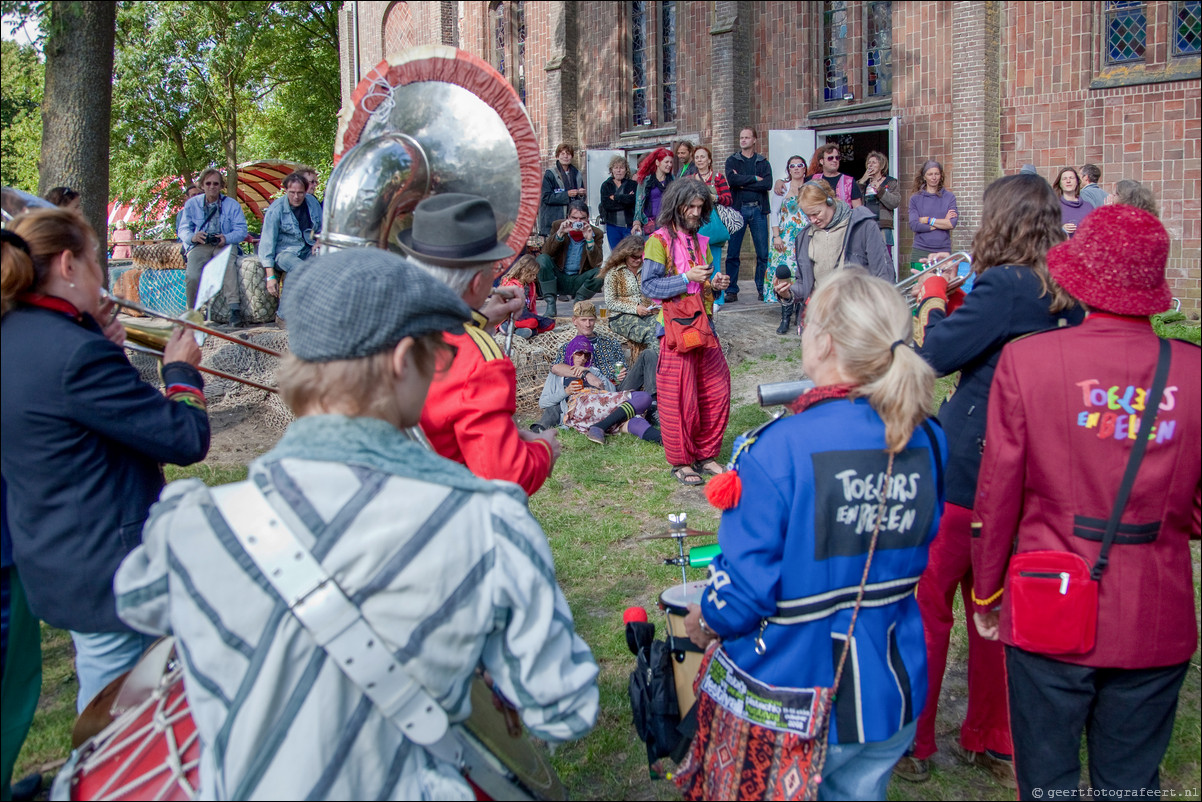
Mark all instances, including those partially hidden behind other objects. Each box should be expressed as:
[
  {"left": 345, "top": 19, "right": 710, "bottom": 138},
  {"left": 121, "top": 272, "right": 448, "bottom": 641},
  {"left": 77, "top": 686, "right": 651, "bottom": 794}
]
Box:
[
  {"left": 768, "top": 130, "right": 818, "bottom": 189},
  {"left": 767, "top": 129, "right": 817, "bottom": 234},
  {"left": 888, "top": 116, "right": 899, "bottom": 276},
  {"left": 585, "top": 148, "right": 625, "bottom": 261}
]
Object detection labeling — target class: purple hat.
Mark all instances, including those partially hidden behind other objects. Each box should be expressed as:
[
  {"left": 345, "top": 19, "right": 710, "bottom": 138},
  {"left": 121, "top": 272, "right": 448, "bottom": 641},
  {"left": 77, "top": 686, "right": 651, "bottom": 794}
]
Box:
[
  {"left": 563, "top": 335, "right": 594, "bottom": 365},
  {"left": 1046, "top": 204, "right": 1171, "bottom": 316}
]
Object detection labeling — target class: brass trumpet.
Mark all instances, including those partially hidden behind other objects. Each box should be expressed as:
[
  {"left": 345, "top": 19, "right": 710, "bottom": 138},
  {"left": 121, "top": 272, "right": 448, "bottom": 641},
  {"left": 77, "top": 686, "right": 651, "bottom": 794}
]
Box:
[{"left": 898, "top": 251, "right": 972, "bottom": 309}]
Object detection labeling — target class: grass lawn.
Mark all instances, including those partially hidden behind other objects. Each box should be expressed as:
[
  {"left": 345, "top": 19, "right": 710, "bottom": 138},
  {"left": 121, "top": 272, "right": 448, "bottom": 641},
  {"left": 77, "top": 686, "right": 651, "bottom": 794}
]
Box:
[{"left": 13, "top": 350, "right": 1201, "bottom": 800}]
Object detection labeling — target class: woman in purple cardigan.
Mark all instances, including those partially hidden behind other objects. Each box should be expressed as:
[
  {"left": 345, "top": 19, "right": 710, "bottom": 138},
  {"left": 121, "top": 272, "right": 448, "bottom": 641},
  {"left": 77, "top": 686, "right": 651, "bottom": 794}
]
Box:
[
  {"left": 1053, "top": 166, "right": 1094, "bottom": 237},
  {"left": 907, "top": 160, "right": 958, "bottom": 267}
]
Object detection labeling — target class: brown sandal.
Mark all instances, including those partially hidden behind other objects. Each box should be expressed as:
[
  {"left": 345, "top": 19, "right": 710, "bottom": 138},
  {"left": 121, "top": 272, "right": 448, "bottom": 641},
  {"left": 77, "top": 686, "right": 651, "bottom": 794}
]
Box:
[
  {"left": 671, "top": 466, "right": 705, "bottom": 486},
  {"left": 695, "top": 460, "right": 726, "bottom": 476}
]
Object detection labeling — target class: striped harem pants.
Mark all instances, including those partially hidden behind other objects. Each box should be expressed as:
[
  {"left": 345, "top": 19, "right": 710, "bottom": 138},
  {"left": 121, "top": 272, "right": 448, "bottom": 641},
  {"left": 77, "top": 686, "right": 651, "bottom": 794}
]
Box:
[{"left": 656, "top": 340, "right": 731, "bottom": 467}]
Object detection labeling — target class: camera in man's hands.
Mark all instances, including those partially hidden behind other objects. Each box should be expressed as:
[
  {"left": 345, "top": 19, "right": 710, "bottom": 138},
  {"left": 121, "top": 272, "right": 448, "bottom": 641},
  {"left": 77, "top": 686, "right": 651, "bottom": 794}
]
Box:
[
  {"left": 205, "top": 234, "right": 222, "bottom": 246},
  {"left": 570, "top": 220, "right": 586, "bottom": 231}
]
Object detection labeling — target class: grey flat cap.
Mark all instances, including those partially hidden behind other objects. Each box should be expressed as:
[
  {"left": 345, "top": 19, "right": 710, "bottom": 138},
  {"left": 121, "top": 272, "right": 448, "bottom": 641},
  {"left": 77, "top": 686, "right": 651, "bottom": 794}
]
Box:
[{"left": 281, "top": 248, "right": 473, "bottom": 362}]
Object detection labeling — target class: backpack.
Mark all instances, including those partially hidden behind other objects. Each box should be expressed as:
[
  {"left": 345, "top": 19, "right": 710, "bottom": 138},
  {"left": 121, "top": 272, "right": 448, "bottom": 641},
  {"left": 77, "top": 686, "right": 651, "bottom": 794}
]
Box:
[{"left": 626, "top": 620, "right": 694, "bottom": 772}]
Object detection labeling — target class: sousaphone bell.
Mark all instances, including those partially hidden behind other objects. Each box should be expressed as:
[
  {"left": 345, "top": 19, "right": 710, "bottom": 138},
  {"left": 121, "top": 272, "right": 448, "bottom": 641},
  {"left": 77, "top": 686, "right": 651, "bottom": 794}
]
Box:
[{"left": 320, "top": 45, "right": 541, "bottom": 262}]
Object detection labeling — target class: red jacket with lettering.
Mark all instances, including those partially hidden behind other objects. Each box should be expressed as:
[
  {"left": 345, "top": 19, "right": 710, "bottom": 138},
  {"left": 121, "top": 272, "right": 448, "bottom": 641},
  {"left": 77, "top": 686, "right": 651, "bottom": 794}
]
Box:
[
  {"left": 421, "top": 312, "right": 553, "bottom": 496},
  {"left": 971, "top": 315, "right": 1201, "bottom": 668}
]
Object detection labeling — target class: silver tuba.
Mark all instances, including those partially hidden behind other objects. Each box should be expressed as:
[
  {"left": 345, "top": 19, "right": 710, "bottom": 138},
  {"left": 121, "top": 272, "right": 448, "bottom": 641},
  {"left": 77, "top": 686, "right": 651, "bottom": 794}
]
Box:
[{"left": 319, "top": 45, "right": 541, "bottom": 261}]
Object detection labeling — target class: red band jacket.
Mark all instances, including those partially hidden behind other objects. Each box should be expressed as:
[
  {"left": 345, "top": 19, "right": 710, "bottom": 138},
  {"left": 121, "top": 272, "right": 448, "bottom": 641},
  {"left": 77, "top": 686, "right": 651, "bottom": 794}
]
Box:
[
  {"left": 971, "top": 315, "right": 1201, "bottom": 668},
  {"left": 420, "top": 312, "right": 553, "bottom": 496}
]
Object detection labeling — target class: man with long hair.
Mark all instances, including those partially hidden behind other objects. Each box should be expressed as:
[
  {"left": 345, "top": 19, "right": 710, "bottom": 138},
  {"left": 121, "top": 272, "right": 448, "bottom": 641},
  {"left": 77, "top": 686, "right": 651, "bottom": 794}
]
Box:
[{"left": 640, "top": 180, "right": 732, "bottom": 486}]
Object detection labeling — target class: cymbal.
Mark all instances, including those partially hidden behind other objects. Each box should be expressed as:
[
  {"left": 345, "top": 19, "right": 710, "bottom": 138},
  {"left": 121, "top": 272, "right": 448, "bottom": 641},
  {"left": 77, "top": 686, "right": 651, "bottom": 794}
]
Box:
[{"left": 636, "top": 528, "right": 717, "bottom": 541}]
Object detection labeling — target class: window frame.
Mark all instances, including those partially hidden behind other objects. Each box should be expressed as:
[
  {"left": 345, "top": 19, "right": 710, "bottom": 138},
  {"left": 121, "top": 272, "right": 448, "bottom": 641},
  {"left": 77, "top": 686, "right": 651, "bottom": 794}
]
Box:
[
  {"left": 864, "top": 0, "right": 893, "bottom": 99},
  {"left": 1172, "top": 0, "right": 1202, "bottom": 57},
  {"left": 1104, "top": 0, "right": 1149, "bottom": 65},
  {"left": 1092, "top": 0, "right": 1201, "bottom": 89},
  {"left": 661, "top": 0, "right": 677, "bottom": 125},
  {"left": 816, "top": 0, "right": 893, "bottom": 109}
]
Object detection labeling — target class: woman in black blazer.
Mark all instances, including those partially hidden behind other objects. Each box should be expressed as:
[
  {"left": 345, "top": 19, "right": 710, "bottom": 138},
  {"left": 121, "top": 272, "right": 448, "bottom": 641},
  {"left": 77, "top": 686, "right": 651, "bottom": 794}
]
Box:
[{"left": 1, "top": 209, "right": 210, "bottom": 714}]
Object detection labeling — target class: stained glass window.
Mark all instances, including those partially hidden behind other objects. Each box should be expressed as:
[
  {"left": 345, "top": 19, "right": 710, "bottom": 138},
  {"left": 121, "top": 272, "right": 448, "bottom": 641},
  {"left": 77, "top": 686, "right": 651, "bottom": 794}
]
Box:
[
  {"left": 491, "top": 1, "right": 507, "bottom": 76},
  {"left": 661, "top": 1, "right": 677, "bottom": 123},
  {"left": 1106, "top": 1, "right": 1147, "bottom": 64},
  {"left": 514, "top": 1, "right": 526, "bottom": 102},
  {"left": 632, "top": 1, "right": 649, "bottom": 125},
  {"left": 824, "top": 1, "right": 850, "bottom": 102},
  {"left": 865, "top": 1, "right": 892, "bottom": 97},
  {"left": 1174, "top": 0, "right": 1202, "bottom": 55}
]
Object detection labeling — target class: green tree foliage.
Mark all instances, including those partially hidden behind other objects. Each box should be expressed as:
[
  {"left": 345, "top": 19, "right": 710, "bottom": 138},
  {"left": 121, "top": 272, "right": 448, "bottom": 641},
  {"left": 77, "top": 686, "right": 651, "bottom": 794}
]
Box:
[
  {"left": 0, "top": 38, "right": 43, "bottom": 191},
  {"left": 109, "top": 0, "right": 341, "bottom": 221},
  {"left": 242, "top": 1, "right": 341, "bottom": 172}
]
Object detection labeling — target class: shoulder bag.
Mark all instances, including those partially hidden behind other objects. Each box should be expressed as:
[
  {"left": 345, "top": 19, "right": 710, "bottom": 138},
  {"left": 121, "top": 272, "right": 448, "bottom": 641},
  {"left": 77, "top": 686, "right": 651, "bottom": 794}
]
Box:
[
  {"left": 1005, "top": 338, "right": 1171, "bottom": 655},
  {"left": 657, "top": 232, "right": 717, "bottom": 353},
  {"left": 714, "top": 202, "right": 744, "bottom": 235}
]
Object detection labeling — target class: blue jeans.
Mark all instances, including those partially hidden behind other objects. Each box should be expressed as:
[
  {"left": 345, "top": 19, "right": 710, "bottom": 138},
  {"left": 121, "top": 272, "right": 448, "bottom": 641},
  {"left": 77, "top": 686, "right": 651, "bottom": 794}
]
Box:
[
  {"left": 818, "top": 720, "right": 917, "bottom": 801},
  {"left": 274, "top": 250, "right": 309, "bottom": 273},
  {"left": 723, "top": 203, "right": 770, "bottom": 298},
  {"left": 70, "top": 630, "right": 158, "bottom": 713},
  {"left": 606, "top": 225, "right": 631, "bottom": 249}
]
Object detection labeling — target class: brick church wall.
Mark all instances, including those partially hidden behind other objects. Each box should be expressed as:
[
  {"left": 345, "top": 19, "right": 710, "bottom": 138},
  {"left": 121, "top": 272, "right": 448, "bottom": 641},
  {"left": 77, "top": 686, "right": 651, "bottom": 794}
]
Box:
[
  {"left": 342, "top": 0, "right": 1201, "bottom": 310},
  {"left": 1001, "top": 2, "right": 1201, "bottom": 306}
]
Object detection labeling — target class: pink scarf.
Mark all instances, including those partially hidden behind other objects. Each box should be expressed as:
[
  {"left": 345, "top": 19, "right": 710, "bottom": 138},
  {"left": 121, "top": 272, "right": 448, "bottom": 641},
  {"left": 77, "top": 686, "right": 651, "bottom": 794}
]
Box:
[{"left": 660, "top": 229, "right": 710, "bottom": 294}]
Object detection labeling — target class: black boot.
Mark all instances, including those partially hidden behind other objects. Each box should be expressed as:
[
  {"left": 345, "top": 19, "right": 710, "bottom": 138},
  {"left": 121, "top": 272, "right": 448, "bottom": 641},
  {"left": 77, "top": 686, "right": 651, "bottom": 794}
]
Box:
[
  {"left": 543, "top": 295, "right": 558, "bottom": 317},
  {"left": 776, "top": 303, "right": 793, "bottom": 335},
  {"left": 228, "top": 305, "right": 243, "bottom": 328}
]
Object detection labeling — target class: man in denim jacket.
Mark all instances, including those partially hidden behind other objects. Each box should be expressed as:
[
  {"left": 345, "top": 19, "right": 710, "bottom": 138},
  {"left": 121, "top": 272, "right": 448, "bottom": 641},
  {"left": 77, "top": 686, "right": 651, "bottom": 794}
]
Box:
[
  {"left": 178, "top": 167, "right": 248, "bottom": 324},
  {"left": 260, "top": 172, "right": 322, "bottom": 303}
]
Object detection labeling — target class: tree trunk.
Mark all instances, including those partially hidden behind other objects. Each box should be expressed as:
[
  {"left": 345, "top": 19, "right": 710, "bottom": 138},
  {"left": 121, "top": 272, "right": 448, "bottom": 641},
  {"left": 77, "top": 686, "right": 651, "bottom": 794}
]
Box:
[
  {"left": 224, "top": 74, "right": 239, "bottom": 198},
  {"left": 39, "top": 1, "right": 117, "bottom": 276}
]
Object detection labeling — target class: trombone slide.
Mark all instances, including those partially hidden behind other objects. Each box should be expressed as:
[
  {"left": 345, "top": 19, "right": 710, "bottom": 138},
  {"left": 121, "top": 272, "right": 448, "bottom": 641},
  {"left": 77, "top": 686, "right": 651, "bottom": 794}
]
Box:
[
  {"left": 122, "top": 341, "right": 279, "bottom": 394},
  {"left": 102, "top": 289, "right": 283, "bottom": 358}
]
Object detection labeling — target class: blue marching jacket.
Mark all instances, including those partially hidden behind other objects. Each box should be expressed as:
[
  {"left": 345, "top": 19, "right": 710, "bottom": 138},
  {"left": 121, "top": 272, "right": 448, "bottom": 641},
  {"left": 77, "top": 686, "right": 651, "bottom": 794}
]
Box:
[{"left": 700, "top": 397, "right": 946, "bottom": 744}]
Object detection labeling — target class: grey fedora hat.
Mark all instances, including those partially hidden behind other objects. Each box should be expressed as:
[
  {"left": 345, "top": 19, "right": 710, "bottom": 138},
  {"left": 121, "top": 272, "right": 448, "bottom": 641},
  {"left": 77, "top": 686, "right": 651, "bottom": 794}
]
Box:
[{"left": 396, "top": 192, "right": 516, "bottom": 267}]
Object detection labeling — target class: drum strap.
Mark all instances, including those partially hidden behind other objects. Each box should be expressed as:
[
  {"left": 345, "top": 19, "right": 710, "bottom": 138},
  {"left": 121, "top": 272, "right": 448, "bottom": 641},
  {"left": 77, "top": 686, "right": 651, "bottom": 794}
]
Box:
[{"left": 210, "top": 481, "right": 536, "bottom": 801}]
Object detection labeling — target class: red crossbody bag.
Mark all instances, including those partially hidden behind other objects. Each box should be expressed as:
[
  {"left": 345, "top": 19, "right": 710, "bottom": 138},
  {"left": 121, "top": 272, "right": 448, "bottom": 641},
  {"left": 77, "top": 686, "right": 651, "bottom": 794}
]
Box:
[{"left": 656, "top": 231, "right": 717, "bottom": 353}]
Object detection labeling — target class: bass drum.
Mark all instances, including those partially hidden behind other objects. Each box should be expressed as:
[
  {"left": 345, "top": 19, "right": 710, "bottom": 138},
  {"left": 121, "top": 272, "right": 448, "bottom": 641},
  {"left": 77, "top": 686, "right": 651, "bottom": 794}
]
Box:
[
  {"left": 55, "top": 640, "right": 198, "bottom": 801},
  {"left": 56, "top": 640, "right": 565, "bottom": 801}
]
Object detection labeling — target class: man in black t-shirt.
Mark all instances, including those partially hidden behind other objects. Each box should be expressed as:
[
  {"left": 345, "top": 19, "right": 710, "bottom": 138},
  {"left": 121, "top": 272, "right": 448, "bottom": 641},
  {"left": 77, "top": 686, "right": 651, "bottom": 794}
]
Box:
[{"left": 260, "top": 172, "right": 323, "bottom": 301}]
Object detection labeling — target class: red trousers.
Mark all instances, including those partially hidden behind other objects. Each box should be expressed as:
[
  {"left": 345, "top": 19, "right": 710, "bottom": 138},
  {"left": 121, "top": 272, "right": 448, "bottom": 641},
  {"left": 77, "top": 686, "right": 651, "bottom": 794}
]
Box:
[
  {"left": 913, "top": 502, "right": 1013, "bottom": 759},
  {"left": 656, "top": 342, "right": 730, "bottom": 467}
]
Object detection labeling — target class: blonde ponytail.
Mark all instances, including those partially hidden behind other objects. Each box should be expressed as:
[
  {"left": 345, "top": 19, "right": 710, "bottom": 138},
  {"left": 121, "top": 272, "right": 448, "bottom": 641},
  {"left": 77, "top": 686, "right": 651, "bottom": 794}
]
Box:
[{"left": 805, "top": 270, "right": 935, "bottom": 453}]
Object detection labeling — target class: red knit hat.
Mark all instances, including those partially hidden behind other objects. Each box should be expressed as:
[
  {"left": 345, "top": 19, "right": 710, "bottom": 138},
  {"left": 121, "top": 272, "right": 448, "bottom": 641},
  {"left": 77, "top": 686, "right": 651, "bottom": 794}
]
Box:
[{"left": 1046, "top": 204, "right": 1171, "bottom": 316}]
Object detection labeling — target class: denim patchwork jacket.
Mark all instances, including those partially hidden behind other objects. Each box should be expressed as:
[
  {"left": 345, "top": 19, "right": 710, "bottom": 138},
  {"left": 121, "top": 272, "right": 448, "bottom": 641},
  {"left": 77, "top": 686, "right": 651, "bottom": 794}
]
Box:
[{"left": 258, "top": 194, "right": 322, "bottom": 269}]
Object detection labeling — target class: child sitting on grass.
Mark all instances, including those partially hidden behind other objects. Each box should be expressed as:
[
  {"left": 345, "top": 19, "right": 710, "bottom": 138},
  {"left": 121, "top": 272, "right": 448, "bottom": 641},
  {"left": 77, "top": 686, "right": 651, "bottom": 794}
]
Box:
[{"left": 498, "top": 254, "right": 556, "bottom": 338}]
